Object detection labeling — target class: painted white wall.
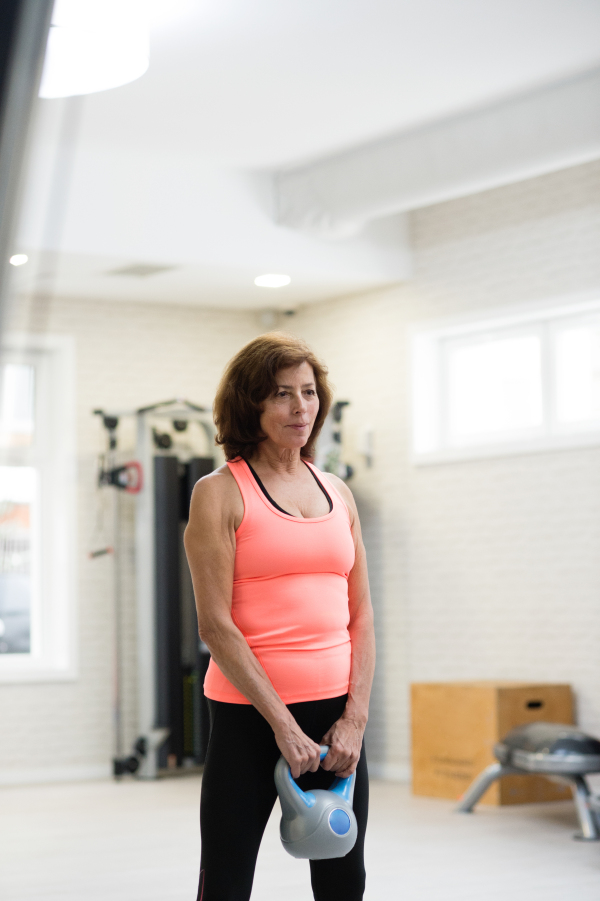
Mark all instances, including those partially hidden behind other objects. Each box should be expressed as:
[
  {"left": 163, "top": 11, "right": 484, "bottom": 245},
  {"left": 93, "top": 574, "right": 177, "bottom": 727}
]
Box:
[{"left": 288, "top": 159, "right": 600, "bottom": 776}]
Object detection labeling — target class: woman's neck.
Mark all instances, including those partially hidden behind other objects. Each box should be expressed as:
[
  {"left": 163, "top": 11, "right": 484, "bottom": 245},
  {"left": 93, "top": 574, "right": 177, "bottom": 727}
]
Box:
[{"left": 250, "top": 443, "right": 305, "bottom": 476}]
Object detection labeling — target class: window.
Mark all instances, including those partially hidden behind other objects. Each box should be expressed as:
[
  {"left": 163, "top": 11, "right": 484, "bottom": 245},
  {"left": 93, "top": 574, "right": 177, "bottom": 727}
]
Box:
[
  {"left": 0, "top": 465, "right": 37, "bottom": 655},
  {"left": 553, "top": 318, "right": 600, "bottom": 428},
  {"left": 0, "top": 335, "right": 75, "bottom": 681},
  {"left": 412, "top": 299, "right": 600, "bottom": 463}
]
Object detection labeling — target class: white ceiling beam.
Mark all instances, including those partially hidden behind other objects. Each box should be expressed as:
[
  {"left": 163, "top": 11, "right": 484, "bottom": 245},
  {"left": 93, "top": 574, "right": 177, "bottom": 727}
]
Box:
[
  {"left": 274, "top": 68, "right": 600, "bottom": 239},
  {"left": 15, "top": 102, "right": 412, "bottom": 309}
]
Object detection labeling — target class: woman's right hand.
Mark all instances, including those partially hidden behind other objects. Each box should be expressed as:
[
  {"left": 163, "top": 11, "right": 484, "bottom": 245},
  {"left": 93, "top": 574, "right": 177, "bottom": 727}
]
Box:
[{"left": 273, "top": 718, "right": 322, "bottom": 779}]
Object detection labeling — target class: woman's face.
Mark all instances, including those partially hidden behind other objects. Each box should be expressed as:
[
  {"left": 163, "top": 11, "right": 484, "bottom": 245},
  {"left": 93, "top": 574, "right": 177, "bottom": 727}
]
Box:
[{"left": 259, "top": 361, "right": 320, "bottom": 451}]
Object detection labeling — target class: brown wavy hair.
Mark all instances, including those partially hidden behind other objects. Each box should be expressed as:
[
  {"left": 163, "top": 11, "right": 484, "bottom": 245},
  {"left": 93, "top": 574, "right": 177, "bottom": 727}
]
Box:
[{"left": 214, "top": 332, "right": 333, "bottom": 461}]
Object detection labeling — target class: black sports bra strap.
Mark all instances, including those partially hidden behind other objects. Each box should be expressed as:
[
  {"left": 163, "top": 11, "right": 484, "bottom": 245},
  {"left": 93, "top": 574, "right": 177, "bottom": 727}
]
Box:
[
  {"left": 245, "top": 460, "right": 333, "bottom": 516},
  {"left": 246, "top": 461, "right": 292, "bottom": 515},
  {"left": 303, "top": 462, "right": 333, "bottom": 512}
]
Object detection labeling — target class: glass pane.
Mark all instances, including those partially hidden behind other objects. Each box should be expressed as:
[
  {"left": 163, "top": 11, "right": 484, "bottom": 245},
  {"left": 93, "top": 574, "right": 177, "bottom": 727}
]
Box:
[
  {"left": 555, "top": 324, "right": 600, "bottom": 424},
  {"left": 0, "top": 364, "right": 36, "bottom": 449},
  {"left": 0, "top": 467, "right": 36, "bottom": 654},
  {"left": 447, "top": 334, "right": 543, "bottom": 442}
]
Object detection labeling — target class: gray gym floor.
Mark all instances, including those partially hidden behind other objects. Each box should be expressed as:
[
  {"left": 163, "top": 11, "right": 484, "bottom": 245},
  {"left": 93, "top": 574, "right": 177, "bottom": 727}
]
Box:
[{"left": 1, "top": 777, "right": 599, "bottom": 900}]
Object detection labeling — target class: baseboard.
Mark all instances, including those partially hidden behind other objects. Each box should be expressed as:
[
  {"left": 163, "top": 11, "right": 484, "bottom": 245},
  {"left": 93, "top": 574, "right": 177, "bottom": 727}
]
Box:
[
  {"left": 0, "top": 761, "right": 410, "bottom": 787},
  {"left": 368, "top": 762, "right": 411, "bottom": 782},
  {"left": 0, "top": 764, "right": 112, "bottom": 786}
]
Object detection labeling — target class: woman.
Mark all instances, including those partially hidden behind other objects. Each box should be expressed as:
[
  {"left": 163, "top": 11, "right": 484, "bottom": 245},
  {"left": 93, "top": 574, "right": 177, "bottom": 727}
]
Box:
[{"left": 184, "top": 332, "right": 375, "bottom": 901}]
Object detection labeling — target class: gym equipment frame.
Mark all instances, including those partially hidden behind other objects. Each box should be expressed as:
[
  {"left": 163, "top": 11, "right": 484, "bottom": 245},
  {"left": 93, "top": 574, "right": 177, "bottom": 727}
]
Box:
[
  {"left": 456, "top": 722, "right": 600, "bottom": 841},
  {"left": 95, "top": 400, "right": 217, "bottom": 779}
]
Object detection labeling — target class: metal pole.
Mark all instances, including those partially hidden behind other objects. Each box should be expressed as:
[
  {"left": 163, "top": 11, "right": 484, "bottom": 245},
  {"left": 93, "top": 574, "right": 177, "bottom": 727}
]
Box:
[
  {"left": 455, "top": 763, "right": 521, "bottom": 812},
  {"left": 112, "top": 486, "right": 123, "bottom": 763},
  {"left": 0, "top": 0, "right": 53, "bottom": 333},
  {"left": 570, "top": 776, "right": 600, "bottom": 841},
  {"left": 135, "top": 411, "right": 168, "bottom": 777}
]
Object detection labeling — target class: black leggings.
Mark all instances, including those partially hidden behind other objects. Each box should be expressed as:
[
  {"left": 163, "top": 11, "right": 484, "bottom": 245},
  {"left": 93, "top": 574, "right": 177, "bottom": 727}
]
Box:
[{"left": 197, "top": 694, "right": 368, "bottom": 901}]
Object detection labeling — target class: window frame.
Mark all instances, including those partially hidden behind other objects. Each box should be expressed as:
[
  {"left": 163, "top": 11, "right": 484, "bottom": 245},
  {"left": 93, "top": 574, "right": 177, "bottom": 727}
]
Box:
[
  {"left": 410, "top": 294, "right": 600, "bottom": 466},
  {"left": 0, "top": 333, "right": 77, "bottom": 682}
]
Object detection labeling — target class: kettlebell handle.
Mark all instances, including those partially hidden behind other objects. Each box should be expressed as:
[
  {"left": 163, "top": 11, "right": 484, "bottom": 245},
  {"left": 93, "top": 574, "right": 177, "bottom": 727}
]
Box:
[
  {"left": 274, "top": 744, "right": 356, "bottom": 815},
  {"left": 319, "top": 746, "right": 356, "bottom": 805}
]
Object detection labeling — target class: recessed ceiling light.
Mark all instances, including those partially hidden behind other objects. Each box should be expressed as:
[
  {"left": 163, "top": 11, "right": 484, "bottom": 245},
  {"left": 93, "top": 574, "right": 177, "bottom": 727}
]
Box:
[
  {"left": 9, "top": 254, "right": 28, "bottom": 267},
  {"left": 254, "top": 274, "right": 291, "bottom": 288}
]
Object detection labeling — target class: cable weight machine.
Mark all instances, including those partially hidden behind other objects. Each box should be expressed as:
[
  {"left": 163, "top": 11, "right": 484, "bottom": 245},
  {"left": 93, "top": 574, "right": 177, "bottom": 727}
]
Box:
[{"left": 92, "top": 399, "right": 217, "bottom": 779}]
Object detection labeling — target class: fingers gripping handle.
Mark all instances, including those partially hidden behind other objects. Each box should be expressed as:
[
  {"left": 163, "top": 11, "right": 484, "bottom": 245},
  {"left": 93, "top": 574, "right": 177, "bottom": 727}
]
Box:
[
  {"left": 274, "top": 745, "right": 330, "bottom": 817},
  {"left": 274, "top": 745, "right": 356, "bottom": 818}
]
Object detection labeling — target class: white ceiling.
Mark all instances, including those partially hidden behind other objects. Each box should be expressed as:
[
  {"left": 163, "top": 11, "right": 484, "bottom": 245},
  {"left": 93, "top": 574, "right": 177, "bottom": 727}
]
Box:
[
  {"left": 13, "top": 0, "right": 600, "bottom": 310},
  {"left": 86, "top": 0, "right": 600, "bottom": 168}
]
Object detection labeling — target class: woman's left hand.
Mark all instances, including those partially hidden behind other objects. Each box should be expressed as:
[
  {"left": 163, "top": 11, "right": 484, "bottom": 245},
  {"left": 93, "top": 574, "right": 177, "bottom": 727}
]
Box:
[{"left": 320, "top": 714, "right": 365, "bottom": 778}]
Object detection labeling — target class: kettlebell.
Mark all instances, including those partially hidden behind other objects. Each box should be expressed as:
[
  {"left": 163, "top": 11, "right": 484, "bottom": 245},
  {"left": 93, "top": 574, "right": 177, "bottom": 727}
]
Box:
[{"left": 274, "top": 745, "right": 358, "bottom": 860}]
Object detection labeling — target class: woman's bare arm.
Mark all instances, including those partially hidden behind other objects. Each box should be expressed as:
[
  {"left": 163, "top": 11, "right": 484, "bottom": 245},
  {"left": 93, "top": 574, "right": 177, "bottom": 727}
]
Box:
[
  {"left": 183, "top": 469, "right": 321, "bottom": 777},
  {"left": 321, "top": 474, "right": 376, "bottom": 778}
]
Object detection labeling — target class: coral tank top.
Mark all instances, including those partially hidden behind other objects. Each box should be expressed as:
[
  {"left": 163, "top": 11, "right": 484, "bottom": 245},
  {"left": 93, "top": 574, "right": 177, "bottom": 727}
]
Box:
[{"left": 203, "top": 457, "right": 355, "bottom": 704}]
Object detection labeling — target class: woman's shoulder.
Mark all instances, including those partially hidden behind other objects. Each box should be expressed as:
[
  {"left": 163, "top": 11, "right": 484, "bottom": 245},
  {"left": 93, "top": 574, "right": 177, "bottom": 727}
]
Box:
[
  {"left": 191, "top": 463, "right": 241, "bottom": 501},
  {"left": 189, "top": 463, "right": 244, "bottom": 527}
]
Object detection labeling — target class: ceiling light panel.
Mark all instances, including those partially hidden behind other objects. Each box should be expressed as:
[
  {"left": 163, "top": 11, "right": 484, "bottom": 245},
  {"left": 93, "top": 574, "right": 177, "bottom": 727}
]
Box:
[
  {"left": 254, "top": 274, "right": 291, "bottom": 288},
  {"left": 39, "top": 0, "right": 149, "bottom": 99}
]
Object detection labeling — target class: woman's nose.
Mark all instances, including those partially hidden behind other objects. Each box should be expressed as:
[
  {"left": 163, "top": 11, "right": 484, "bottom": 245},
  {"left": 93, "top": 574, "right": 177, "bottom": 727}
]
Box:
[{"left": 294, "top": 393, "right": 307, "bottom": 412}]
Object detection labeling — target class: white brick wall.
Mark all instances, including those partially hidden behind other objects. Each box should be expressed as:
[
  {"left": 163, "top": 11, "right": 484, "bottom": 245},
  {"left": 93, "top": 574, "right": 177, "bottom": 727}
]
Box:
[{"left": 290, "top": 159, "right": 600, "bottom": 774}]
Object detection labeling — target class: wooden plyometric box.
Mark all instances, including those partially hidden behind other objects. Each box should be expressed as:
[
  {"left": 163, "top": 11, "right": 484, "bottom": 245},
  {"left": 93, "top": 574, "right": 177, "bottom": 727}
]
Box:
[{"left": 411, "top": 681, "right": 574, "bottom": 805}]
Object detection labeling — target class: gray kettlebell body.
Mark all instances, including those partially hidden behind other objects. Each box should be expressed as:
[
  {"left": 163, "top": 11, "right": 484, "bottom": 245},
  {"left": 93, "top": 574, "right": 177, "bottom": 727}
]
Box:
[{"left": 274, "top": 745, "right": 358, "bottom": 860}]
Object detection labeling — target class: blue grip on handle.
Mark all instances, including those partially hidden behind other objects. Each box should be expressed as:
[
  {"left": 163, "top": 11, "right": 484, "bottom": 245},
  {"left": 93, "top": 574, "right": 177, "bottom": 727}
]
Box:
[{"left": 287, "top": 767, "right": 316, "bottom": 807}]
